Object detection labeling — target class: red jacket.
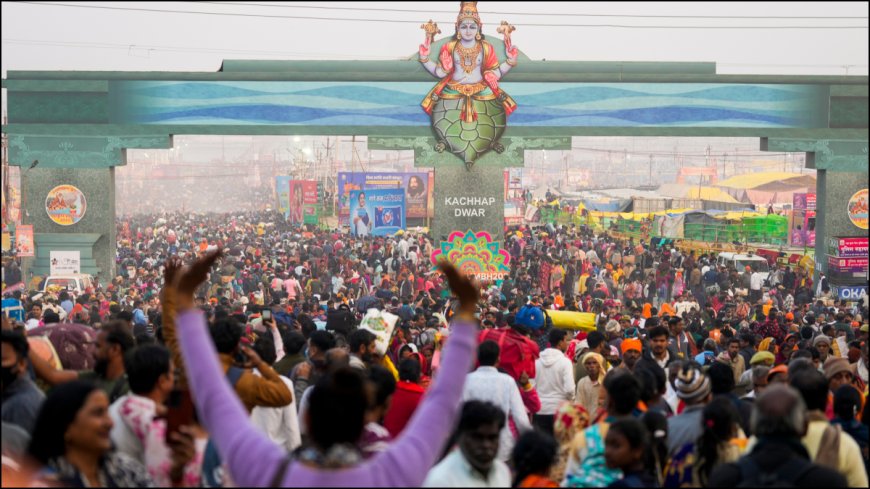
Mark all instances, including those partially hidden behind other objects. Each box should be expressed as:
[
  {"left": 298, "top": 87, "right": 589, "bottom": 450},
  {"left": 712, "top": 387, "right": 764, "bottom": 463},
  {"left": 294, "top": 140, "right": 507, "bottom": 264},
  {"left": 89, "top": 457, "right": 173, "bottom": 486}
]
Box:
[{"left": 383, "top": 381, "right": 425, "bottom": 438}]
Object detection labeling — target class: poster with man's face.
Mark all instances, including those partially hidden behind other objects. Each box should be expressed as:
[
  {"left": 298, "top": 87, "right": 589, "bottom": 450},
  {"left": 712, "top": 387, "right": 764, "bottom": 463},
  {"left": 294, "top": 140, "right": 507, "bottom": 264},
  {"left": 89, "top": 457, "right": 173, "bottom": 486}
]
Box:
[{"left": 338, "top": 172, "right": 431, "bottom": 222}]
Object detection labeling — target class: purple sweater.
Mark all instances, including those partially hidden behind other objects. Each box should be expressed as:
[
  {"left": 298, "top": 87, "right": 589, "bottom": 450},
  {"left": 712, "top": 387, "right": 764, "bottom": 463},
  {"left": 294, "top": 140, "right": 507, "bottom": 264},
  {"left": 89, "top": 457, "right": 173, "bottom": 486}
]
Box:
[{"left": 177, "top": 309, "right": 476, "bottom": 487}]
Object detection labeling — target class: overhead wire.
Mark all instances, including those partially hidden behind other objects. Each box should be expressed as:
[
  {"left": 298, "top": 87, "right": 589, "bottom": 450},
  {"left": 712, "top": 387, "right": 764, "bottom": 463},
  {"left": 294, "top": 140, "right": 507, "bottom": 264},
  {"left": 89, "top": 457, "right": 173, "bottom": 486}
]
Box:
[
  {"left": 0, "top": 38, "right": 405, "bottom": 59},
  {"left": 4, "top": 38, "right": 864, "bottom": 69},
  {"left": 198, "top": 1, "right": 869, "bottom": 20},
  {"left": 11, "top": 2, "right": 870, "bottom": 28}
]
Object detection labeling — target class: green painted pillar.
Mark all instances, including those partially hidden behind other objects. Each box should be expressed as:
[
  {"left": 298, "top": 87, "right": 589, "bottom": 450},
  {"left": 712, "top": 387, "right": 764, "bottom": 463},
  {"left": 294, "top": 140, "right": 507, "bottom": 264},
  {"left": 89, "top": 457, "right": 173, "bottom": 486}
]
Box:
[
  {"left": 20, "top": 167, "right": 116, "bottom": 282},
  {"left": 814, "top": 169, "right": 869, "bottom": 286}
]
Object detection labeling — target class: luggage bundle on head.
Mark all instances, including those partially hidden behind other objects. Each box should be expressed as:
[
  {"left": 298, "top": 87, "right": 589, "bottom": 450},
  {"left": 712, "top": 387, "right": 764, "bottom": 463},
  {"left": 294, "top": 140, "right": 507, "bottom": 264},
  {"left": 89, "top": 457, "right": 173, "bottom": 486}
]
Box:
[
  {"left": 478, "top": 328, "right": 539, "bottom": 381},
  {"left": 515, "top": 304, "right": 545, "bottom": 330},
  {"left": 546, "top": 309, "right": 597, "bottom": 332}
]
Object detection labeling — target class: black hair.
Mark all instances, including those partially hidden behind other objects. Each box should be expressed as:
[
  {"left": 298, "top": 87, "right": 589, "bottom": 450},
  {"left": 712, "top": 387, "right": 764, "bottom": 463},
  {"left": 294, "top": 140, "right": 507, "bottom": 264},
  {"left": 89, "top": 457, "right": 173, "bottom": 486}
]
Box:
[
  {"left": 548, "top": 329, "right": 567, "bottom": 348},
  {"left": 457, "top": 400, "right": 506, "bottom": 434},
  {"left": 789, "top": 368, "right": 829, "bottom": 412},
  {"left": 478, "top": 340, "right": 500, "bottom": 367},
  {"left": 42, "top": 309, "right": 60, "bottom": 325},
  {"left": 708, "top": 361, "right": 735, "bottom": 395},
  {"left": 787, "top": 358, "right": 816, "bottom": 381},
  {"left": 647, "top": 325, "right": 669, "bottom": 340},
  {"left": 102, "top": 321, "right": 135, "bottom": 355},
  {"left": 833, "top": 385, "right": 862, "bottom": 421},
  {"left": 398, "top": 356, "right": 422, "bottom": 383},
  {"left": 1, "top": 329, "right": 29, "bottom": 361},
  {"left": 348, "top": 328, "right": 376, "bottom": 355},
  {"left": 209, "top": 317, "right": 242, "bottom": 354},
  {"left": 697, "top": 397, "right": 739, "bottom": 485},
  {"left": 586, "top": 331, "right": 606, "bottom": 350},
  {"left": 604, "top": 370, "right": 641, "bottom": 415},
  {"left": 790, "top": 350, "right": 812, "bottom": 362},
  {"left": 511, "top": 430, "right": 558, "bottom": 487},
  {"left": 116, "top": 310, "right": 133, "bottom": 322},
  {"left": 134, "top": 333, "right": 156, "bottom": 347},
  {"left": 634, "top": 365, "right": 663, "bottom": 402},
  {"left": 367, "top": 365, "right": 396, "bottom": 410},
  {"left": 607, "top": 417, "right": 649, "bottom": 455},
  {"left": 253, "top": 333, "right": 277, "bottom": 365},
  {"left": 308, "top": 367, "right": 369, "bottom": 449},
  {"left": 282, "top": 330, "right": 307, "bottom": 356},
  {"left": 668, "top": 316, "right": 682, "bottom": 327},
  {"left": 641, "top": 410, "right": 669, "bottom": 481},
  {"left": 28, "top": 381, "right": 100, "bottom": 464},
  {"left": 124, "top": 345, "right": 171, "bottom": 395},
  {"left": 308, "top": 330, "right": 336, "bottom": 353}
]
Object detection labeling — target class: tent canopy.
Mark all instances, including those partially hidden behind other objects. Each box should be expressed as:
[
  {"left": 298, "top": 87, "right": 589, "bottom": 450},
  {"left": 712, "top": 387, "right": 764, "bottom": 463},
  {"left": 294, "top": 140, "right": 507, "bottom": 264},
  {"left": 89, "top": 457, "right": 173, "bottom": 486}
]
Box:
[
  {"left": 716, "top": 172, "right": 816, "bottom": 192},
  {"left": 657, "top": 183, "right": 740, "bottom": 203}
]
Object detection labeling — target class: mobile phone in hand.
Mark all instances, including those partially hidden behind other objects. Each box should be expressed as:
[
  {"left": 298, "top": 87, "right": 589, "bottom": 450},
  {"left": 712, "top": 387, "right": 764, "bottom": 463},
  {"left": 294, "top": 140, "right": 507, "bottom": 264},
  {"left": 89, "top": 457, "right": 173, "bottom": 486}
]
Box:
[
  {"left": 261, "top": 309, "right": 272, "bottom": 321},
  {"left": 164, "top": 389, "right": 195, "bottom": 443}
]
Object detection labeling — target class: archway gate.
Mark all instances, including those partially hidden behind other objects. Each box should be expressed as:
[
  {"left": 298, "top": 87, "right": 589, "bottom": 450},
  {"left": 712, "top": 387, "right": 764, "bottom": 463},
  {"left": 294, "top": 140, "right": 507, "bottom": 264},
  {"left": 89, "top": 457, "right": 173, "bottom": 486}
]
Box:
[{"left": 2, "top": 59, "right": 867, "bottom": 281}]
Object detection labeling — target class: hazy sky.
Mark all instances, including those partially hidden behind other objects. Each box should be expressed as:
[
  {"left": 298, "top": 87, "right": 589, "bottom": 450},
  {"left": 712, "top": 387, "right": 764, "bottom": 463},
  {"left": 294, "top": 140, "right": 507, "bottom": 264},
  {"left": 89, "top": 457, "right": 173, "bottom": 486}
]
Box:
[{"left": 2, "top": 1, "right": 868, "bottom": 78}]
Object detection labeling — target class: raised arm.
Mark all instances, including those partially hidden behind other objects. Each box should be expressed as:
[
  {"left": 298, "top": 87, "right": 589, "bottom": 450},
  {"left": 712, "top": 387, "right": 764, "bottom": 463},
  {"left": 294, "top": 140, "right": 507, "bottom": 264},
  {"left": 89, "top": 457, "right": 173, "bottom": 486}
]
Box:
[
  {"left": 367, "top": 262, "right": 479, "bottom": 486},
  {"left": 419, "top": 36, "right": 449, "bottom": 78},
  {"left": 27, "top": 347, "right": 78, "bottom": 386},
  {"left": 161, "top": 257, "right": 186, "bottom": 388},
  {"left": 177, "top": 309, "right": 284, "bottom": 487},
  {"left": 172, "top": 250, "right": 286, "bottom": 488},
  {"left": 235, "top": 344, "right": 293, "bottom": 409}
]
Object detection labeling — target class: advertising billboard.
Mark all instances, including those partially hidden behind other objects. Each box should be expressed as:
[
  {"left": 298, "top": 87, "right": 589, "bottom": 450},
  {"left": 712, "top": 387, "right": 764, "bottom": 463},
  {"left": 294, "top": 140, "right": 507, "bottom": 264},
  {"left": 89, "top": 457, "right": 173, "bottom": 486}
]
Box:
[
  {"left": 289, "top": 180, "right": 318, "bottom": 225},
  {"left": 338, "top": 172, "right": 432, "bottom": 220},
  {"left": 348, "top": 189, "right": 405, "bottom": 237},
  {"left": 275, "top": 176, "right": 292, "bottom": 219}
]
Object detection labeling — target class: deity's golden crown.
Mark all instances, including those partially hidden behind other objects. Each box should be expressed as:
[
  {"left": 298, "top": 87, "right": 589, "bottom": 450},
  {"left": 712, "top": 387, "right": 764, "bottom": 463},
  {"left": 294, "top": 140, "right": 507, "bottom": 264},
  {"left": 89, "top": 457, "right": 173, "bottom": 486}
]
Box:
[{"left": 456, "top": 1, "right": 481, "bottom": 26}]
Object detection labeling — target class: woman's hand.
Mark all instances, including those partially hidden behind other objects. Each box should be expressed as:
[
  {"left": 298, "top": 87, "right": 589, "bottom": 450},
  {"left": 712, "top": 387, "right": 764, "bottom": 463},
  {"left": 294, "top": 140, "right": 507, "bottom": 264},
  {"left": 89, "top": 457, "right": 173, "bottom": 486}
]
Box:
[
  {"left": 168, "top": 425, "right": 196, "bottom": 483},
  {"left": 437, "top": 261, "right": 478, "bottom": 319},
  {"left": 167, "top": 249, "right": 223, "bottom": 311}
]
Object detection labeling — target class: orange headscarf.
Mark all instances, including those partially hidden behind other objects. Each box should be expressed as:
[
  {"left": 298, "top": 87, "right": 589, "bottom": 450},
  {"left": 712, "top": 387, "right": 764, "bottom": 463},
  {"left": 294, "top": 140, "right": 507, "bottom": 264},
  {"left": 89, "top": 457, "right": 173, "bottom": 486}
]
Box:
[{"left": 642, "top": 303, "right": 652, "bottom": 319}]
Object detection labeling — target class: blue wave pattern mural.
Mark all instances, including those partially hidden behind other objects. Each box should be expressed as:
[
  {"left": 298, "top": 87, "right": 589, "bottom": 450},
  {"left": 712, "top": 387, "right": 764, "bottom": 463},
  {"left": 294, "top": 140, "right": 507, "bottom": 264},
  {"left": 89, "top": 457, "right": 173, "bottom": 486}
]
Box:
[{"left": 109, "top": 81, "right": 824, "bottom": 128}]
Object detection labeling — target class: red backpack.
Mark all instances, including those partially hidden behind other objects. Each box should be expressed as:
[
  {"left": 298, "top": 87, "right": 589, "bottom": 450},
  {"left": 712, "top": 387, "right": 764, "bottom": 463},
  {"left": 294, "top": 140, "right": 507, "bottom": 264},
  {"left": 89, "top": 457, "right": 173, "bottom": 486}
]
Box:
[{"left": 478, "top": 327, "right": 540, "bottom": 381}]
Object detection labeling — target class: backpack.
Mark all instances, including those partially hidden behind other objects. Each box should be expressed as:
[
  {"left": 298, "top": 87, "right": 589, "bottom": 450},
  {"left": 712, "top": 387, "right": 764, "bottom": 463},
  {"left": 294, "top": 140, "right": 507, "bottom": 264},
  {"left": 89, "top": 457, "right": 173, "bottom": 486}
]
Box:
[
  {"left": 735, "top": 456, "right": 814, "bottom": 487},
  {"left": 478, "top": 328, "right": 539, "bottom": 381},
  {"left": 326, "top": 307, "right": 355, "bottom": 337}
]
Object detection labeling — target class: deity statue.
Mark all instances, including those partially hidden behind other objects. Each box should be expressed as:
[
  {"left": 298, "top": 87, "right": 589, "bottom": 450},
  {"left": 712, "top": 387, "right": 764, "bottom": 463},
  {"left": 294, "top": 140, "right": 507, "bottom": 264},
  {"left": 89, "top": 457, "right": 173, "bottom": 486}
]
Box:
[{"left": 419, "top": 2, "right": 518, "bottom": 170}]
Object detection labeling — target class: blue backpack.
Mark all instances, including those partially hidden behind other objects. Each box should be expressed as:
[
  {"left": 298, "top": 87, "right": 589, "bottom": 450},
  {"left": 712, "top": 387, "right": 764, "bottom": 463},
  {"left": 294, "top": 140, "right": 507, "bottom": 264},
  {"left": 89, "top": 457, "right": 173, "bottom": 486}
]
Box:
[{"left": 515, "top": 304, "right": 545, "bottom": 330}]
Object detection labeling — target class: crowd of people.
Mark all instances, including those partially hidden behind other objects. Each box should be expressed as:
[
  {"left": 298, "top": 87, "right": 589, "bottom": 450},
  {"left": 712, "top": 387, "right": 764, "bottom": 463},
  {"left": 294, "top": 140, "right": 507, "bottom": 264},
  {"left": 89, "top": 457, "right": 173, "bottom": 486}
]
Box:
[{"left": 1, "top": 209, "right": 868, "bottom": 487}]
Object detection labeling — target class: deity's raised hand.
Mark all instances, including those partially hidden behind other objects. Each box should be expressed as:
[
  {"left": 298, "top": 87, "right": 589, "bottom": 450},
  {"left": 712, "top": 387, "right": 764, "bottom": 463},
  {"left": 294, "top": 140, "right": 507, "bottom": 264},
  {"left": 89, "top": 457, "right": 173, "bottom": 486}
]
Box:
[
  {"left": 439, "top": 49, "right": 454, "bottom": 72},
  {"left": 504, "top": 37, "right": 518, "bottom": 60},
  {"left": 419, "top": 35, "right": 431, "bottom": 58}
]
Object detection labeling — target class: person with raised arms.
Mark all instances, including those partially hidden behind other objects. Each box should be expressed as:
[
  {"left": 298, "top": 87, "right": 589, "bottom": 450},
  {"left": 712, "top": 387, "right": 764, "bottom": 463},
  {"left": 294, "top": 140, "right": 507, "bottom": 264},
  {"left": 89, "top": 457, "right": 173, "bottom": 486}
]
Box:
[{"left": 169, "top": 250, "right": 481, "bottom": 487}]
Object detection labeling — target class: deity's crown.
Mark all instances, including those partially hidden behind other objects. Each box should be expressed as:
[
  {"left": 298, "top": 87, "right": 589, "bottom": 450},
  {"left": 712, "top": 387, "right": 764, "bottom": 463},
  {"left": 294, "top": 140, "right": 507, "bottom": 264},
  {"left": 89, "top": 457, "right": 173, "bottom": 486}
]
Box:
[{"left": 456, "top": 1, "right": 482, "bottom": 26}]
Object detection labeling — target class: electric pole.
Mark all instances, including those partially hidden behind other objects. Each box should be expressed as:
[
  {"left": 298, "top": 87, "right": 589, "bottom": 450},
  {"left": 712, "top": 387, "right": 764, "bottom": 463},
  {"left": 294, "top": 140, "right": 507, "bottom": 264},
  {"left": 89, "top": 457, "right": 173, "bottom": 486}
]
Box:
[{"left": 649, "top": 154, "right": 653, "bottom": 186}]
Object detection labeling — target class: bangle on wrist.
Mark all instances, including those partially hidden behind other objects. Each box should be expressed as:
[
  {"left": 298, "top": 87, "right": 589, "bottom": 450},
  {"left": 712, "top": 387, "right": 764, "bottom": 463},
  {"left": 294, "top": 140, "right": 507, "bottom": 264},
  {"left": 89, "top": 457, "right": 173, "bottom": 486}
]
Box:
[
  {"left": 506, "top": 58, "right": 517, "bottom": 66},
  {"left": 419, "top": 56, "right": 430, "bottom": 63}
]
